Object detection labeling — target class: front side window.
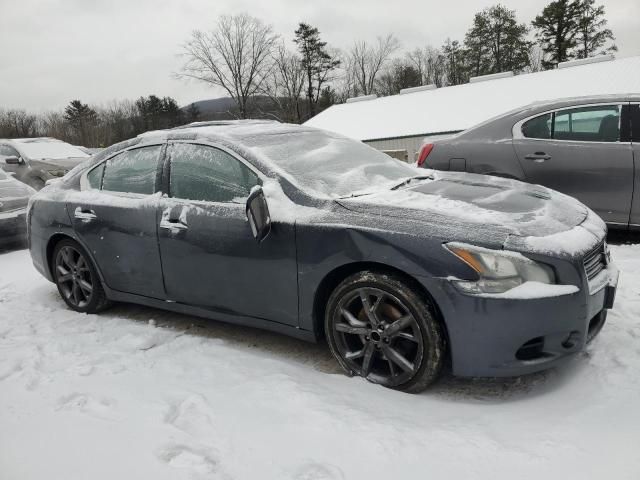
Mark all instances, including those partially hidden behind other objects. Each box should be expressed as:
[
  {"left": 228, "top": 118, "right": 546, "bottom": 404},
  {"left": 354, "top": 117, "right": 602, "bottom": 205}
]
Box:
[
  {"left": 169, "top": 143, "right": 258, "bottom": 203},
  {"left": 631, "top": 104, "right": 640, "bottom": 142},
  {"left": 102, "top": 146, "right": 161, "bottom": 194}
]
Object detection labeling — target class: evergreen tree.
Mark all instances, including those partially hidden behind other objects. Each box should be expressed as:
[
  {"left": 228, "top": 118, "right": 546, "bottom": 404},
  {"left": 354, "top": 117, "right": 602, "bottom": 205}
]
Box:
[
  {"left": 575, "top": 0, "right": 617, "bottom": 58},
  {"left": 532, "top": 0, "right": 582, "bottom": 68},
  {"left": 294, "top": 23, "right": 340, "bottom": 119},
  {"left": 63, "top": 100, "right": 98, "bottom": 145},
  {"left": 375, "top": 62, "right": 422, "bottom": 96},
  {"left": 463, "top": 4, "right": 531, "bottom": 76},
  {"left": 441, "top": 39, "right": 466, "bottom": 85}
]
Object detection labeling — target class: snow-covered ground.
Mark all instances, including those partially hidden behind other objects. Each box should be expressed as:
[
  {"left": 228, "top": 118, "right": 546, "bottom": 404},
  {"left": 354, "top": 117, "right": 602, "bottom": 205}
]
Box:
[{"left": 1, "top": 244, "right": 639, "bottom": 480}]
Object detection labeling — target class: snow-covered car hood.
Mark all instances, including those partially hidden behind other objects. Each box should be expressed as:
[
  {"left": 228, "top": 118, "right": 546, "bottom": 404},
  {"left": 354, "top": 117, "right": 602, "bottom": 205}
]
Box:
[{"left": 337, "top": 171, "right": 599, "bottom": 255}]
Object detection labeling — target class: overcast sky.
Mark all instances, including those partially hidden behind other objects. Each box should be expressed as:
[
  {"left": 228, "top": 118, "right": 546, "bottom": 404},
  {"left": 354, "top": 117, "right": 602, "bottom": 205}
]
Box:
[{"left": 1, "top": 0, "right": 638, "bottom": 112}]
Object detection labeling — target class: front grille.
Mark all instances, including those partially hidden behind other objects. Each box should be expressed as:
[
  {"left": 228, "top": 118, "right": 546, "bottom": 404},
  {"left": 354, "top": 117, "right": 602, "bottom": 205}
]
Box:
[{"left": 583, "top": 241, "right": 606, "bottom": 281}]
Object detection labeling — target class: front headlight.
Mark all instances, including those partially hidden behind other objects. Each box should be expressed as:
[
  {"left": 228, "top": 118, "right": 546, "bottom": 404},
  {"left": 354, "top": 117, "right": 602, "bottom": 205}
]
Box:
[
  {"left": 47, "top": 169, "right": 67, "bottom": 177},
  {"left": 445, "top": 242, "right": 555, "bottom": 294}
]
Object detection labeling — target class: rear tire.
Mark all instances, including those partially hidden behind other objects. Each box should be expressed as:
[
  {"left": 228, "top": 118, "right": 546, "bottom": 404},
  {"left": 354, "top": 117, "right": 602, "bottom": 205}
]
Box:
[
  {"left": 52, "top": 239, "right": 110, "bottom": 313},
  {"left": 325, "top": 271, "right": 445, "bottom": 393}
]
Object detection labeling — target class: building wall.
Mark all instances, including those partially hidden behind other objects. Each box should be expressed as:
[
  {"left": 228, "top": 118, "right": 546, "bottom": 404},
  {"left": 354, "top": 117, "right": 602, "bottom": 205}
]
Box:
[
  {"left": 365, "top": 132, "right": 459, "bottom": 163},
  {"left": 364, "top": 136, "right": 425, "bottom": 163}
]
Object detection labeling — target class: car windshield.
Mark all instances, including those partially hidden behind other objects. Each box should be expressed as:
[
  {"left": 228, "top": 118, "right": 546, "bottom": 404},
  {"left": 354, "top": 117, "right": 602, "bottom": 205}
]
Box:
[
  {"left": 242, "top": 129, "right": 418, "bottom": 198},
  {"left": 16, "top": 140, "right": 90, "bottom": 160}
]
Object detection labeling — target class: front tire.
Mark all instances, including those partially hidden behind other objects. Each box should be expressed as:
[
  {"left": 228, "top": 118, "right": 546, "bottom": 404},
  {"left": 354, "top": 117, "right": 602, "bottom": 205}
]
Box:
[
  {"left": 52, "top": 239, "right": 110, "bottom": 313},
  {"left": 325, "top": 271, "right": 445, "bottom": 393}
]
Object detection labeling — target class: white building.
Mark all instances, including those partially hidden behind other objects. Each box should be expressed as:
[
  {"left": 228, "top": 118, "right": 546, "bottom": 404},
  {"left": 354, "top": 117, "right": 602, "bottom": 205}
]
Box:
[{"left": 304, "top": 55, "right": 640, "bottom": 162}]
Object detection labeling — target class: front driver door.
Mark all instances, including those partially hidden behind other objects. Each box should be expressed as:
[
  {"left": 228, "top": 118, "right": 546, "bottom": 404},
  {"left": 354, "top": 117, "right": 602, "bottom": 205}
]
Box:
[
  {"left": 67, "top": 144, "right": 166, "bottom": 299},
  {"left": 157, "top": 141, "right": 299, "bottom": 326},
  {"left": 513, "top": 103, "right": 633, "bottom": 225}
]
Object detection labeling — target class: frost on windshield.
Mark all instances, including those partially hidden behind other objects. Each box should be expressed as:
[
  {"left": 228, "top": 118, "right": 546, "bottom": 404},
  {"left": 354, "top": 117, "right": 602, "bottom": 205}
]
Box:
[{"left": 235, "top": 127, "right": 417, "bottom": 198}]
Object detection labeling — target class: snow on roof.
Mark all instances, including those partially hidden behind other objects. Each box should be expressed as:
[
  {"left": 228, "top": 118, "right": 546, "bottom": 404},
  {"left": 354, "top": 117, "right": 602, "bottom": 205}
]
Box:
[{"left": 304, "top": 55, "right": 640, "bottom": 141}]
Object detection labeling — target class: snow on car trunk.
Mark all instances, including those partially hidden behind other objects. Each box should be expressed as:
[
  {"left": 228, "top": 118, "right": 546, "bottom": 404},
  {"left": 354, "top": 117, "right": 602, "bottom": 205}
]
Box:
[{"left": 1, "top": 246, "right": 639, "bottom": 479}]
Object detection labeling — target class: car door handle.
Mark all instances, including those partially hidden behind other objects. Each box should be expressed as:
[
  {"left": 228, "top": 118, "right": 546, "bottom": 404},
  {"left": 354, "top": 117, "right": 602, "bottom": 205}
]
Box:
[
  {"left": 159, "top": 219, "right": 188, "bottom": 231},
  {"left": 74, "top": 207, "right": 97, "bottom": 221},
  {"left": 524, "top": 152, "right": 551, "bottom": 162}
]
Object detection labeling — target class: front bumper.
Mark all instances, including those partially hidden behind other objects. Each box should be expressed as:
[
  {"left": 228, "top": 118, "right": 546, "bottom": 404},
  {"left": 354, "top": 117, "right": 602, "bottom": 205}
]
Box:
[
  {"left": 422, "top": 262, "right": 619, "bottom": 377},
  {"left": 0, "top": 209, "right": 27, "bottom": 247}
]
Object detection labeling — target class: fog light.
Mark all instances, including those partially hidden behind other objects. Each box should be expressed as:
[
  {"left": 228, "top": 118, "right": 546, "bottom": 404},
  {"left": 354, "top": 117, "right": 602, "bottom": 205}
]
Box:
[{"left": 562, "top": 331, "right": 581, "bottom": 349}]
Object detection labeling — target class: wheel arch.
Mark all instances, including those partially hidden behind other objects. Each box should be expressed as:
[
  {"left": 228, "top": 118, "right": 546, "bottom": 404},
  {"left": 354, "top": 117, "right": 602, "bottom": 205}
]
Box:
[
  {"left": 45, "top": 233, "right": 106, "bottom": 285},
  {"left": 312, "top": 261, "right": 450, "bottom": 348}
]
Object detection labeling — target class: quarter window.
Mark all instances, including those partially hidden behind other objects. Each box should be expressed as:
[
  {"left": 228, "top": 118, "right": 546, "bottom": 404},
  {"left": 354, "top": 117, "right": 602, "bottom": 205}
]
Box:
[
  {"left": 169, "top": 143, "right": 258, "bottom": 203},
  {"left": 102, "top": 146, "right": 161, "bottom": 194},
  {"left": 87, "top": 163, "right": 105, "bottom": 189},
  {"left": 522, "top": 113, "right": 552, "bottom": 139}
]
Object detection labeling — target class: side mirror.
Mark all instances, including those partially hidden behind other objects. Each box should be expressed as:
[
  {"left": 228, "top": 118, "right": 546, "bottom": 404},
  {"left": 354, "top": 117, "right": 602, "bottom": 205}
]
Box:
[
  {"left": 4, "top": 156, "right": 22, "bottom": 165},
  {"left": 246, "top": 186, "right": 271, "bottom": 242}
]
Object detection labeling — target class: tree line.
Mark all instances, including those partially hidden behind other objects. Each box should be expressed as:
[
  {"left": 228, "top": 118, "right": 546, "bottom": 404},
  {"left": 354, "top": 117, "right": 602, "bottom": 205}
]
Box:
[
  {"left": 0, "top": 95, "right": 198, "bottom": 148},
  {"left": 179, "top": 0, "right": 616, "bottom": 123},
  {"left": 1, "top": 0, "right": 617, "bottom": 146}
]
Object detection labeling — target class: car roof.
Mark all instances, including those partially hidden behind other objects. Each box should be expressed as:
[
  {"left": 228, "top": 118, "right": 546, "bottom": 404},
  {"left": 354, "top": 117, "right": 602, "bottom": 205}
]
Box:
[
  {"left": 84, "top": 120, "right": 328, "bottom": 179},
  {"left": 520, "top": 93, "right": 640, "bottom": 111}
]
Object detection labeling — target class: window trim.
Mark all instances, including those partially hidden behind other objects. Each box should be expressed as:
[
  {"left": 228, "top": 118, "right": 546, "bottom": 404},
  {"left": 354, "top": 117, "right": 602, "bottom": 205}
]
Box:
[
  {"left": 80, "top": 141, "right": 166, "bottom": 194},
  {"left": 512, "top": 102, "right": 627, "bottom": 144},
  {"left": 162, "top": 139, "right": 265, "bottom": 206},
  {"left": 629, "top": 102, "right": 640, "bottom": 143}
]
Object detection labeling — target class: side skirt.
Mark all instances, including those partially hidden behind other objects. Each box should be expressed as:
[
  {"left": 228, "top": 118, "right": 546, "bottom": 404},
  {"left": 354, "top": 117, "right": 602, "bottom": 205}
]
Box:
[{"left": 103, "top": 285, "right": 318, "bottom": 343}]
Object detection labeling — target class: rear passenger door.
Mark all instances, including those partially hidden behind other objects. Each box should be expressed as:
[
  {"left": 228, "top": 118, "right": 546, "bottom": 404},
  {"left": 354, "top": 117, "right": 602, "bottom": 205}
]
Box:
[
  {"left": 513, "top": 103, "right": 633, "bottom": 225},
  {"left": 156, "top": 141, "right": 299, "bottom": 326},
  {"left": 68, "top": 144, "right": 166, "bottom": 299}
]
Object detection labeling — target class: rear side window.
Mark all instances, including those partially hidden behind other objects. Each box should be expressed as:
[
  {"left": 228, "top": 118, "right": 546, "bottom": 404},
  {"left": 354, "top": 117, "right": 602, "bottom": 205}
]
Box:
[
  {"left": 102, "top": 146, "right": 161, "bottom": 194},
  {"left": 522, "top": 105, "right": 621, "bottom": 142},
  {"left": 169, "top": 143, "right": 258, "bottom": 203},
  {"left": 554, "top": 105, "right": 620, "bottom": 142}
]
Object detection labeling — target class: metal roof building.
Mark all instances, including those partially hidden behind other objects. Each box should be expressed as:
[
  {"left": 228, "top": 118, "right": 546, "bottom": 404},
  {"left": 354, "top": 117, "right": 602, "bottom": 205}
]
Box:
[{"left": 304, "top": 55, "right": 640, "bottom": 161}]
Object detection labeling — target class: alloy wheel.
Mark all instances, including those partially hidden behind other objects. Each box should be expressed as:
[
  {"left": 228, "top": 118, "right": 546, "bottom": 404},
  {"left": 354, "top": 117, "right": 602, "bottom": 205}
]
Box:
[
  {"left": 55, "top": 245, "right": 93, "bottom": 309},
  {"left": 332, "top": 287, "right": 424, "bottom": 387}
]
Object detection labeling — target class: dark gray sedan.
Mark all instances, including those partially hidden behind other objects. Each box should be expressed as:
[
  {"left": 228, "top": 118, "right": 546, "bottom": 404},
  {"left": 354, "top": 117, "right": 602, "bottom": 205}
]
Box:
[
  {"left": 417, "top": 95, "right": 640, "bottom": 229},
  {"left": 28, "top": 121, "right": 618, "bottom": 392},
  {"left": 0, "top": 168, "right": 35, "bottom": 248}
]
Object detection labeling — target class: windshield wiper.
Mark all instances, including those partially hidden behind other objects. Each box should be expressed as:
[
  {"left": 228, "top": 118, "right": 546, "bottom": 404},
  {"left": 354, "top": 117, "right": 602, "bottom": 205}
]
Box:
[{"left": 390, "top": 175, "right": 432, "bottom": 191}]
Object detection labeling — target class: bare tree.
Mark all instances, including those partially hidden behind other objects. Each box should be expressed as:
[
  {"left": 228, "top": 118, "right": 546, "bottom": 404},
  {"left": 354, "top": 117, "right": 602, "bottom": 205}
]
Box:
[
  {"left": 179, "top": 14, "right": 279, "bottom": 118},
  {"left": 406, "top": 46, "right": 446, "bottom": 87},
  {"left": 347, "top": 34, "right": 400, "bottom": 96},
  {"left": 261, "top": 43, "right": 306, "bottom": 123},
  {"left": 0, "top": 109, "right": 39, "bottom": 138}
]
